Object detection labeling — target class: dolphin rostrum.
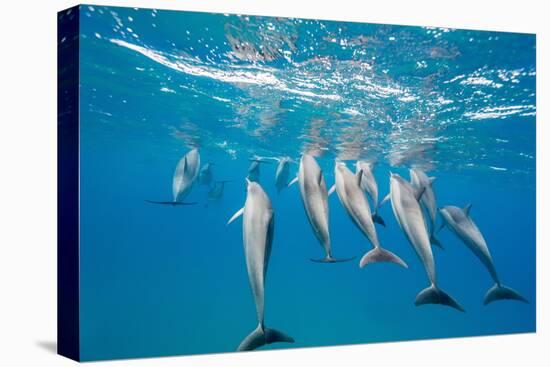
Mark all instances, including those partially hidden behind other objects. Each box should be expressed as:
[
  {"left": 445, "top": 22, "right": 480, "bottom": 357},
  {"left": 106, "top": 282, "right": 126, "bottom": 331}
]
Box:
[
  {"left": 410, "top": 168, "right": 442, "bottom": 248},
  {"left": 288, "top": 154, "right": 354, "bottom": 263},
  {"left": 333, "top": 162, "right": 407, "bottom": 268},
  {"left": 381, "top": 173, "right": 464, "bottom": 311},
  {"left": 227, "top": 179, "right": 294, "bottom": 351},
  {"left": 439, "top": 205, "right": 528, "bottom": 305},
  {"left": 355, "top": 161, "right": 385, "bottom": 226},
  {"left": 147, "top": 148, "right": 200, "bottom": 206}
]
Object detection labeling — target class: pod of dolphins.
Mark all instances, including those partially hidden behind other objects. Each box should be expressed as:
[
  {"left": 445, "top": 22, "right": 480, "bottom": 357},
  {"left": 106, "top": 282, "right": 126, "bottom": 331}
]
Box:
[{"left": 148, "top": 148, "right": 529, "bottom": 352}]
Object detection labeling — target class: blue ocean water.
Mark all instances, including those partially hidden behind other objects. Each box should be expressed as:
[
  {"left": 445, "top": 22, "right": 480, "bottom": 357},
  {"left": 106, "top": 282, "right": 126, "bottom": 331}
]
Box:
[{"left": 74, "top": 5, "right": 535, "bottom": 361}]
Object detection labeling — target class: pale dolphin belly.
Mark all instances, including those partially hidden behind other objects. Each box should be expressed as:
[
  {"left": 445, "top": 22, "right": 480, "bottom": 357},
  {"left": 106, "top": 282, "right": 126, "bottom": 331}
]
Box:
[
  {"left": 439, "top": 205, "right": 527, "bottom": 305},
  {"left": 391, "top": 188, "right": 435, "bottom": 283},
  {"left": 335, "top": 163, "right": 407, "bottom": 268},
  {"left": 388, "top": 174, "right": 463, "bottom": 311},
  {"left": 243, "top": 186, "right": 273, "bottom": 325},
  {"left": 298, "top": 155, "right": 331, "bottom": 258},
  {"left": 228, "top": 181, "right": 294, "bottom": 351}
]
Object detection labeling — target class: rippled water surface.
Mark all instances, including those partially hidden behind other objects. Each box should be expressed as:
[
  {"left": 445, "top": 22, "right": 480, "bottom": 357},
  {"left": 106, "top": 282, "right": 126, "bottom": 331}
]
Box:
[{"left": 68, "top": 5, "right": 536, "bottom": 361}]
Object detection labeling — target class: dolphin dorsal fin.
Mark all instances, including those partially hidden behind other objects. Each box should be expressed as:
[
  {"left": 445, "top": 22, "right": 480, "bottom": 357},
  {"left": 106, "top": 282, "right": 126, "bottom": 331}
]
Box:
[
  {"left": 415, "top": 186, "right": 426, "bottom": 201},
  {"left": 317, "top": 170, "right": 323, "bottom": 186},
  {"left": 429, "top": 176, "right": 436, "bottom": 185},
  {"left": 356, "top": 170, "right": 363, "bottom": 187},
  {"left": 463, "top": 204, "right": 472, "bottom": 216}
]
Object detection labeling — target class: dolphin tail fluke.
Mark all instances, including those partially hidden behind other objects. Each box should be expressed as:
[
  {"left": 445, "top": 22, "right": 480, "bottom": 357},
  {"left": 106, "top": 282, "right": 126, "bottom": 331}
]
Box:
[
  {"left": 483, "top": 283, "right": 528, "bottom": 305},
  {"left": 237, "top": 324, "right": 294, "bottom": 352},
  {"left": 145, "top": 200, "right": 197, "bottom": 206},
  {"left": 359, "top": 247, "right": 408, "bottom": 269},
  {"left": 415, "top": 284, "right": 465, "bottom": 312},
  {"left": 430, "top": 234, "right": 444, "bottom": 249},
  {"left": 371, "top": 213, "right": 386, "bottom": 227},
  {"left": 310, "top": 255, "right": 356, "bottom": 263}
]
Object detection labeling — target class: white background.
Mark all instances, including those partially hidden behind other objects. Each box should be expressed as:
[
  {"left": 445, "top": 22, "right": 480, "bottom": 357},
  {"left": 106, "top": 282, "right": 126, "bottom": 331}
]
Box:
[{"left": 0, "top": 0, "right": 547, "bottom": 365}]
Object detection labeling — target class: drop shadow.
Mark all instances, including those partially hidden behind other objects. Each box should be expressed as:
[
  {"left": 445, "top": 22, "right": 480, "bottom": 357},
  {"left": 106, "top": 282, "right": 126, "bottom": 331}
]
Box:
[{"left": 36, "top": 340, "right": 57, "bottom": 354}]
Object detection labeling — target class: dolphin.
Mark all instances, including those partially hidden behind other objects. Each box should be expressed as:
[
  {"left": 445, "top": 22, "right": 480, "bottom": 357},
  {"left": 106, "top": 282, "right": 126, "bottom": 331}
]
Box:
[
  {"left": 147, "top": 148, "right": 200, "bottom": 205},
  {"left": 274, "top": 157, "right": 292, "bottom": 193},
  {"left": 333, "top": 162, "right": 407, "bottom": 268},
  {"left": 355, "top": 161, "right": 385, "bottom": 226},
  {"left": 410, "top": 168, "right": 442, "bottom": 249},
  {"left": 381, "top": 173, "right": 464, "bottom": 311},
  {"left": 207, "top": 180, "right": 232, "bottom": 201},
  {"left": 199, "top": 162, "right": 214, "bottom": 186},
  {"left": 288, "top": 154, "right": 354, "bottom": 263},
  {"left": 247, "top": 157, "right": 271, "bottom": 183},
  {"left": 172, "top": 148, "right": 201, "bottom": 201},
  {"left": 439, "top": 205, "right": 528, "bottom": 305},
  {"left": 227, "top": 180, "right": 294, "bottom": 351}
]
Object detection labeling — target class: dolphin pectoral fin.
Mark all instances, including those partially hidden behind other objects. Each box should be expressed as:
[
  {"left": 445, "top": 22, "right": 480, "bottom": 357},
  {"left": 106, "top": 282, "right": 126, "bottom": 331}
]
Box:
[
  {"left": 430, "top": 234, "right": 444, "bottom": 249},
  {"left": 328, "top": 184, "right": 336, "bottom": 196},
  {"left": 227, "top": 207, "right": 244, "bottom": 225},
  {"left": 287, "top": 177, "right": 299, "bottom": 187},
  {"left": 380, "top": 193, "right": 391, "bottom": 207},
  {"left": 415, "top": 284, "right": 465, "bottom": 312},
  {"left": 414, "top": 186, "right": 426, "bottom": 201},
  {"left": 237, "top": 324, "right": 294, "bottom": 352},
  {"left": 145, "top": 200, "right": 197, "bottom": 206},
  {"left": 437, "top": 221, "right": 446, "bottom": 233},
  {"left": 310, "top": 256, "right": 356, "bottom": 263},
  {"left": 483, "top": 283, "right": 528, "bottom": 305},
  {"left": 372, "top": 213, "right": 386, "bottom": 227},
  {"left": 359, "top": 247, "right": 408, "bottom": 269},
  {"left": 429, "top": 176, "right": 436, "bottom": 185},
  {"left": 356, "top": 170, "right": 363, "bottom": 187}
]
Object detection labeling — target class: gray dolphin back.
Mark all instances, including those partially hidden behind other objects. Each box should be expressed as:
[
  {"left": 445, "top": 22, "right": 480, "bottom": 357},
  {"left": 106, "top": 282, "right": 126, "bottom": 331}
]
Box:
[
  {"left": 335, "top": 164, "right": 406, "bottom": 268},
  {"left": 298, "top": 155, "right": 353, "bottom": 263},
  {"left": 410, "top": 168, "right": 442, "bottom": 248},
  {"left": 173, "top": 148, "right": 200, "bottom": 202},
  {"left": 235, "top": 181, "right": 294, "bottom": 351},
  {"left": 439, "top": 205, "right": 528, "bottom": 305},
  {"left": 390, "top": 174, "right": 464, "bottom": 312}
]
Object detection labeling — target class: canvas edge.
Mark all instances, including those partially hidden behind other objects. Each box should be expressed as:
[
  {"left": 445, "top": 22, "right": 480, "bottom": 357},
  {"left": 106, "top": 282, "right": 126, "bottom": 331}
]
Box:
[{"left": 57, "top": 4, "right": 81, "bottom": 362}]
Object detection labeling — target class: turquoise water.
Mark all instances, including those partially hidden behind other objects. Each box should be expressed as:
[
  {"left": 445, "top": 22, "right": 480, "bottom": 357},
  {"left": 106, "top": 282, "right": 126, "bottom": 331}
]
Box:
[{"left": 74, "top": 5, "right": 535, "bottom": 361}]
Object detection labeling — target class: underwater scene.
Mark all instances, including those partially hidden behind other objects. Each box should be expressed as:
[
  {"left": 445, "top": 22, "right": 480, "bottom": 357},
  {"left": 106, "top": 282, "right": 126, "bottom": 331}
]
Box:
[{"left": 73, "top": 5, "right": 535, "bottom": 361}]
